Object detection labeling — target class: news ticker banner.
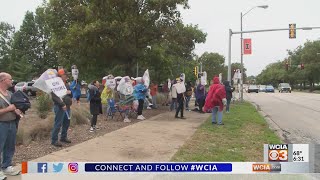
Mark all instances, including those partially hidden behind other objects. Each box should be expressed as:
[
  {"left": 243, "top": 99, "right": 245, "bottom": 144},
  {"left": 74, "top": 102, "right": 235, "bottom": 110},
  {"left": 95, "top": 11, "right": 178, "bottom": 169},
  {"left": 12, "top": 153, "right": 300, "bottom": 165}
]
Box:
[{"left": 21, "top": 162, "right": 313, "bottom": 174}]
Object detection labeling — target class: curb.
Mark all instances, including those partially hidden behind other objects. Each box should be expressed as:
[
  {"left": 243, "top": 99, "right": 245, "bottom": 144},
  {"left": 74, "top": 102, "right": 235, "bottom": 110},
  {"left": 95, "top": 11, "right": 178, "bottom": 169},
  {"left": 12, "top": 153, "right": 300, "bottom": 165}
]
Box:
[{"left": 248, "top": 101, "right": 290, "bottom": 144}]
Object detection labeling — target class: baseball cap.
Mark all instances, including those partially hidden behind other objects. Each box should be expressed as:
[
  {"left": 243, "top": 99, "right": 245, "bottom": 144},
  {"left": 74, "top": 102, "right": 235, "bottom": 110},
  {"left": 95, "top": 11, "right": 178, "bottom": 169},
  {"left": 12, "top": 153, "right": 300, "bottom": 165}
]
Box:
[{"left": 58, "top": 69, "right": 70, "bottom": 76}]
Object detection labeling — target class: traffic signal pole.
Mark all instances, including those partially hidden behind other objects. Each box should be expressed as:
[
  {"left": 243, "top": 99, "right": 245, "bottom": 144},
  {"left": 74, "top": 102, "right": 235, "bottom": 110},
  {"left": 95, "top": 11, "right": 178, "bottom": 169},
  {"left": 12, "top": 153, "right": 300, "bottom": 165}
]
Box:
[{"left": 227, "top": 26, "right": 320, "bottom": 102}]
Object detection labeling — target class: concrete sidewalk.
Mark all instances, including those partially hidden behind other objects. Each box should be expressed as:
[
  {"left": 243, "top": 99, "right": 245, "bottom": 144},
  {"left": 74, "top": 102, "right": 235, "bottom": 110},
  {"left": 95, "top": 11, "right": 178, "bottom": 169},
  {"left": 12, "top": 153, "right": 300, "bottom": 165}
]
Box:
[
  {"left": 32, "top": 110, "right": 209, "bottom": 162},
  {"left": 9, "top": 109, "right": 209, "bottom": 180}
]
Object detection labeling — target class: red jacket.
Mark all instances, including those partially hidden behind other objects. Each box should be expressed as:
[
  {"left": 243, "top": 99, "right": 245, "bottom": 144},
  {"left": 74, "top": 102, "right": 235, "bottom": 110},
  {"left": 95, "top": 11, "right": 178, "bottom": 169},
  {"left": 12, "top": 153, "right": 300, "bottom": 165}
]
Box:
[{"left": 204, "top": 76, "right": 226, "bottom": 111}]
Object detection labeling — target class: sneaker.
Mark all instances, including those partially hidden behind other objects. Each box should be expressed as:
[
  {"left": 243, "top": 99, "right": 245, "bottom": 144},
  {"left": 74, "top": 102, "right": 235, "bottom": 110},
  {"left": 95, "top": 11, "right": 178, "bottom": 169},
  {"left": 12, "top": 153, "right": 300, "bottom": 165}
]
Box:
[
  {"left": 51, "top": 142, "right": 63, "bottom": 147},
  {"left": 3, "top": 166, "right": 20, "bottom": 176},
  {"left": 0, "top": 171, "right": 7, "bottom": 180},
  {"left": 60, "top": 139, "right": 71, "bottom": 143},
  {"left": 180, "top": 116, "right": 186, "bottom": 119},
  {"left": 124, "top": 118, "right": 131, "bottom": 123},
  {"left": 212, "top": 122, "right": 217, "bottom": 124},
  {"left": 89, "top": 127, "right": 94, "bottom": 132},
  {"left": 137, "top": 115, "right": 145, "bottom": 120},
  {"left": 93, "top": 126, "right": 100, "bottom": 130},
  {"left": 217, "top": 123, "right": 224, "bottom": 125},
  {"left": 147, "top": 107, "right": 152, "bottom": 110}
]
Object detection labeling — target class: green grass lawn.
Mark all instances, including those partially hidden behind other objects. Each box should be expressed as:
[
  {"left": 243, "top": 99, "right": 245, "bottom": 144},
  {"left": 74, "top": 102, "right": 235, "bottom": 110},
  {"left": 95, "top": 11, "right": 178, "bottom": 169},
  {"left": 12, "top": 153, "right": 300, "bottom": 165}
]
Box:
[{"left": 171, "top": 102, "right": 282, "bottom": 162}]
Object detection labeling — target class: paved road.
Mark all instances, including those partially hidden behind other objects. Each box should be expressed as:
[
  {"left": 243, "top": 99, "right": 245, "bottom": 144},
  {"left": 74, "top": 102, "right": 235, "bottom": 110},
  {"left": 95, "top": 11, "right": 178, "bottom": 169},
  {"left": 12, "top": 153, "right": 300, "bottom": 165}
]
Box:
[
  {"left": 245, "top": 91, "right": 320, "bottom": 177},
  {"left": 245, "top": 91, "right": 320, "bottom": 144}
]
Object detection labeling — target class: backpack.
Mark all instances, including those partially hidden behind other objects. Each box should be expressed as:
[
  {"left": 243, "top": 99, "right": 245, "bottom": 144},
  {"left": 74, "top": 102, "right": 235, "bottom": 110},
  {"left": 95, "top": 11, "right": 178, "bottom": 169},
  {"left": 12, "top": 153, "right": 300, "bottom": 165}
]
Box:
[
  {"left": 10, "top": 91, "right": 31, "bottom": 113},
  {"left": 86, "top": 88, "right": 96, "bottom": 102}
]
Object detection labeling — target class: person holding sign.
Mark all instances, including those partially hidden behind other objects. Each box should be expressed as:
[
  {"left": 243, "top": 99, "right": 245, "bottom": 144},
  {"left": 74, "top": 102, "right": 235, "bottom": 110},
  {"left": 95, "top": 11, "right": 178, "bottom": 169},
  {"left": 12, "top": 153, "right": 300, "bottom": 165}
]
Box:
[
  {"left": 173, "top": 78, "right": 186, "bottom": 119},
  {"left": 0, "top": 72, "right": 22, "bottom": 177},
  {"left": 133, "top": 79, "right": 148, "bottom": 120},
  {"left": 51, "top": 69, "right": 73, "bottom": 147},
  {"left": 70, "top": 79, "right": 81, "bottom": 104}
]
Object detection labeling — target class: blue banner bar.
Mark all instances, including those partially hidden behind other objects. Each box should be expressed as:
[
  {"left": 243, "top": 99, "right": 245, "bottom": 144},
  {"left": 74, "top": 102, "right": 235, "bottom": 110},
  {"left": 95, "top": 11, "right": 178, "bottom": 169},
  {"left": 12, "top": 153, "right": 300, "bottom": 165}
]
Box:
[{"left": 85, "top": 163, "right": 232, "bottom": 172}]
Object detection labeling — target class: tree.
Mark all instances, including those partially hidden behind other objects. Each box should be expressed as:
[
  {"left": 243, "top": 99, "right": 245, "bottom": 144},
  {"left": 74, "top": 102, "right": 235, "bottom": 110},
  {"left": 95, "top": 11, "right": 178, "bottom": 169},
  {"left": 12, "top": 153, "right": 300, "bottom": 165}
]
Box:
[
  {"left": 0, "top": 22, "right": 15, "bottom": 72},
  {"left": 198, "top": 52, "right": 225, "bottom": 84},
  {"left": 45, "top": 0, "right": 206, "bottom": 80},
  {"left": 10, "top": 9, "right": 58, "bottom": 81}
]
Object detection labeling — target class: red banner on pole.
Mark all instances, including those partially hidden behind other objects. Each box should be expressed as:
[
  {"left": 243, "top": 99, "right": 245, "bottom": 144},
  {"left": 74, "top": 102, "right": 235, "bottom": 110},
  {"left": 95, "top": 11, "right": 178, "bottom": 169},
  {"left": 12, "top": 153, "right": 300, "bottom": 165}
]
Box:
[{"left": 243, "top": 39, "right": 252, "bottom": 55}]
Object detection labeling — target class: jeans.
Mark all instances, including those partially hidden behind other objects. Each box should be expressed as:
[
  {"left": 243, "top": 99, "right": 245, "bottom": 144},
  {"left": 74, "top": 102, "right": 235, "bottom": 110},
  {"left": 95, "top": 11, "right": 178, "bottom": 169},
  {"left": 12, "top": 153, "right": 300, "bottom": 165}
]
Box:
[
  {"left": 212, "top": 106, "right": 223, "bottom": 124},
  {"left": 226, "top": 99, "right": 231, "bottom": 112},
  {"left": 185, "top": 96, "right": 191, "bottom": 110},
  {"left": 0, "top": 121, "right": 17, "bottom": 169},
  {"left": 151, "top": 96, "right": 157, "bottom": 108},
  {"left": 51, "top": 105, "right": 71, "bottom": 144}
]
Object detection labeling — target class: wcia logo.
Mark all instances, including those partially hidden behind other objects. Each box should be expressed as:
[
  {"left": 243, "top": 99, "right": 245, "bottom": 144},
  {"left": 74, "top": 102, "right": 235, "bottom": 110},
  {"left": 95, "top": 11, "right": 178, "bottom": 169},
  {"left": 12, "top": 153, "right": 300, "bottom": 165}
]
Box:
[{"left": 53, "top": 163, "right": 64, "bottom": 173}]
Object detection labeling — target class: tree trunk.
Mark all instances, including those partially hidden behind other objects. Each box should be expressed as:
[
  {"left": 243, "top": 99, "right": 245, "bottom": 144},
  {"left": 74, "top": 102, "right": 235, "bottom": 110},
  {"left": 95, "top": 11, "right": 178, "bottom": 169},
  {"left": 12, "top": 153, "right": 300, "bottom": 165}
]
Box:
[
  {"left": 299, "top": 83, "right": 302, "bottom": 91},
  {"left": 309, "top": 80, "right": 314, "bottom": 92},
  {"left": 303, "top": 82, "right": 306, "bottom": 90}
]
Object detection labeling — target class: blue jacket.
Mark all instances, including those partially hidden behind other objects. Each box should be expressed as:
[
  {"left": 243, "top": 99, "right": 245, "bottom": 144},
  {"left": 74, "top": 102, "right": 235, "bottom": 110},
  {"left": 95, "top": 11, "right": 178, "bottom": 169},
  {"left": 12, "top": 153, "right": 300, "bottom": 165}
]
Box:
[
  {"left": 70, "top": 80, "right": 81, "bottom": 99},
  {"left": 133, "top": 84, "right": 147, "bottom": 100}
]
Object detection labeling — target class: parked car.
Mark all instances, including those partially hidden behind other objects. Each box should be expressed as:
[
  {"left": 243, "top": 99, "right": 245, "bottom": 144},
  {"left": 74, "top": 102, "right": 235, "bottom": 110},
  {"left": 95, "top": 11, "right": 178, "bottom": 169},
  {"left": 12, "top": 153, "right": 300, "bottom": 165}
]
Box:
[
  {"left": 248, "top": 85, "right": 259, "bottom": 93},
  {"left": 265, "top": 85, "right": 275, "bottom": 93},
  {"left": 14, "top": 81, "right": 38, "bottom": 96},
  {"left": 278, "top": 83, "right": 291, "bottom": 93},
  {"left": 259, "top": 85, "right": 266, "bottom": 92}
]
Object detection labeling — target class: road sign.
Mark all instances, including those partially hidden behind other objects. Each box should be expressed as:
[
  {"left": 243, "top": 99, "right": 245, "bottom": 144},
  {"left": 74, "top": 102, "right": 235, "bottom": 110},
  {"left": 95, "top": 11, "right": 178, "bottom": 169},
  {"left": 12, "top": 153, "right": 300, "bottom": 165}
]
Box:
[
  {"left": 289, "top": 24, "right": 296, "bottom": 39},
  {"left": 243, "top": 39, "right": 252, "bottom": 54}
]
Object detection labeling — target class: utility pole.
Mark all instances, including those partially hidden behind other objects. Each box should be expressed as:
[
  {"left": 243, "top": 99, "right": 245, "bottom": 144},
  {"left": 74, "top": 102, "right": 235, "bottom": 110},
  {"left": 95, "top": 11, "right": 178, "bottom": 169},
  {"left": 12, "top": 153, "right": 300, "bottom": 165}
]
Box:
[{"left": 227, "top": 26, "right": 320, "bottom": 101}]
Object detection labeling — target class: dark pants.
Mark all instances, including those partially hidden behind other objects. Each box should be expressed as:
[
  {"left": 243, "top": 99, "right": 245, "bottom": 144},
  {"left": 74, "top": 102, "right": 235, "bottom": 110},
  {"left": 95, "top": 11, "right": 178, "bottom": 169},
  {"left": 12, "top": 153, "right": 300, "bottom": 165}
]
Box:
[
  {"left": 0, "top": 121, "right": 17, "bottom": 169},
  {"left": 91, "top": 115, "right": 98, "bottom": 127},
  {"left": 226, "top": 99, "right": 231, "bottom": 112},
  {"left": 175, "top": 97, "right": 184, "bottom": 117},
  {"left": 198, "top": 99, "right": 205, "bottom": 112},
  {"left": 51, "top": 105, "right": 71, "bottom": 144},
  {"left": 138, "top": 99, "right": 144, "bottom": 115}
]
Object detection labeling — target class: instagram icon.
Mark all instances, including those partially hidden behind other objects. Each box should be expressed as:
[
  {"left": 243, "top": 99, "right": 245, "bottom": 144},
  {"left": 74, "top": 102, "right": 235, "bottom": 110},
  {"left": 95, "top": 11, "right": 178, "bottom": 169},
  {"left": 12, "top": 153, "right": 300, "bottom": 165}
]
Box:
[{"left": 68, "top": 163, "right": 78, "bottom": 173}]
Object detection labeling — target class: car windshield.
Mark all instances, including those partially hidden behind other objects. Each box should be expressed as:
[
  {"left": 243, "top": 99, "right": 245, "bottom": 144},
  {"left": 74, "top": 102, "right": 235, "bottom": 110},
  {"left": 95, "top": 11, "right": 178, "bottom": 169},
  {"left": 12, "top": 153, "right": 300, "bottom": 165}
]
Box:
[
  {"left": 280, "top": 83, "right": 290, "bottom": 87},
  {"left": 250, "top": 85, "right": 258, "bottom": 88},
  {"left": 266, "top": 85, "right": 274, "bottom": 88},
  {"left": 260, "top": 85, "right": 266, "bottom": 88}
]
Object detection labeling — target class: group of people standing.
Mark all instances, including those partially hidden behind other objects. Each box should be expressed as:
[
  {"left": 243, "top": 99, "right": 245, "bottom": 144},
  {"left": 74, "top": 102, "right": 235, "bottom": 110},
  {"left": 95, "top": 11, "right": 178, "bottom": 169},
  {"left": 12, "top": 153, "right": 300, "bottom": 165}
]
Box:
[{"left": 168, "top": 75, "right": 234, "bottom": 125}]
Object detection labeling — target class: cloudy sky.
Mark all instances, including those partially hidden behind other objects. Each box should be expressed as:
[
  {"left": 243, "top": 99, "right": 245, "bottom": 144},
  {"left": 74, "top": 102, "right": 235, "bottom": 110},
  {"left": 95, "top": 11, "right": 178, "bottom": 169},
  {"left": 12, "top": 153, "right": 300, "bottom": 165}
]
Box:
[{"left": 1, "top": 0, "right": 319, "bottom": 76}]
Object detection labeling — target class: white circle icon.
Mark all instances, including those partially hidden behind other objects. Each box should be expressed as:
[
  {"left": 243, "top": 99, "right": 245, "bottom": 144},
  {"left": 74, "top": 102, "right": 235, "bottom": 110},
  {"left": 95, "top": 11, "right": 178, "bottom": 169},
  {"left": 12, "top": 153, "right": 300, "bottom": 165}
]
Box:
[{"left": 269, "top": 150, "right": 279, "bottom": 160}]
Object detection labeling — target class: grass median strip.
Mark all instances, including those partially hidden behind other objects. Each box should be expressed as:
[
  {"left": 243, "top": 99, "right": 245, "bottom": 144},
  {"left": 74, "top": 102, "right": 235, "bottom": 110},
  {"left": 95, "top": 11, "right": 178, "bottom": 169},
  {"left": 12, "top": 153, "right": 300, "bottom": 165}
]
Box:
[{"left": 171, "top": 102, "right": 281, "bottom": 162}]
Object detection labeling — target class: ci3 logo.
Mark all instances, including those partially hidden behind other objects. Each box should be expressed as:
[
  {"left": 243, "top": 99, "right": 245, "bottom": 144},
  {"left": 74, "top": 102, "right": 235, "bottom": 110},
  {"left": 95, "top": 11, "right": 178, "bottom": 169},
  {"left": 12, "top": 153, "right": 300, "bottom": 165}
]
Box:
[{"left": 68, "top": 163, "right": 78, "bottom": 173}]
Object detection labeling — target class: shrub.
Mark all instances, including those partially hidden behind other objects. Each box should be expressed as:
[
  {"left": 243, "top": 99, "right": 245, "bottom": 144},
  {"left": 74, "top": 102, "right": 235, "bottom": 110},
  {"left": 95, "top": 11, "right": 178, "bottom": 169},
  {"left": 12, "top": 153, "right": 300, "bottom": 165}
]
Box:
[
  {"left": 70, "top": 105, "right": 90, "bottom": 127},
  {"left": 156, "top": 93, "right": 167, "bottom": 105},
  {"left": 36, "top": 93, "right": 53, "bottom": 119}
]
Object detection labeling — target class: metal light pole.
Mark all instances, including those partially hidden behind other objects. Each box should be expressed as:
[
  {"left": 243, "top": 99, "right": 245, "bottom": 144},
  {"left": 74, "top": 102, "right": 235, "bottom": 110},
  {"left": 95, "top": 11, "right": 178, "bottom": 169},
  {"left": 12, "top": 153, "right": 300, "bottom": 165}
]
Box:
[
  {"left": 227, "top": 29, "right": 232, "bottom": 82},
  {"left": 240, "top": 5, "right": 268, "bottom": 102}
]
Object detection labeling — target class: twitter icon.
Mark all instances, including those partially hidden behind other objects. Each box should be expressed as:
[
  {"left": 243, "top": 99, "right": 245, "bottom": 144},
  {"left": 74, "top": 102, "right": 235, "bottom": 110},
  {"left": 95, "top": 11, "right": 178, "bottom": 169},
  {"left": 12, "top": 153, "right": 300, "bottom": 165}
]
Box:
[{"left": 53, "top": 163, "right": 64, "bottom": 173}]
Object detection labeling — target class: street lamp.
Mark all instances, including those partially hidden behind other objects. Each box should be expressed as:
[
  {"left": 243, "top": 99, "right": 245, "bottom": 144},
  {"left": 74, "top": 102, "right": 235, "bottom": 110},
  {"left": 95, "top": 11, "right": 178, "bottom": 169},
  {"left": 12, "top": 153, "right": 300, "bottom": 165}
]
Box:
[{"left": 240, "top": 5, "right": 268, "bottom": 102}]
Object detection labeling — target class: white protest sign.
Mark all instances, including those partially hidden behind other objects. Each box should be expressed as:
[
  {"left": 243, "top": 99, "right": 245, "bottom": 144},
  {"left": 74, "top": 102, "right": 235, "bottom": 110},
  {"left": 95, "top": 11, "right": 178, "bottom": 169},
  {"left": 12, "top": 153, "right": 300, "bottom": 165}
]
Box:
[
  {"left": 72, "top": 69, "right": 79, "bottom": 80},
  {"left": 45, "top": 77, "right": 67, "bottom": 98},
  {"left": 106, "top": 79, "right": 116, "bottom": 89},
  {"left": 201, "top": 71, "right": 207, "bottom": 85}
]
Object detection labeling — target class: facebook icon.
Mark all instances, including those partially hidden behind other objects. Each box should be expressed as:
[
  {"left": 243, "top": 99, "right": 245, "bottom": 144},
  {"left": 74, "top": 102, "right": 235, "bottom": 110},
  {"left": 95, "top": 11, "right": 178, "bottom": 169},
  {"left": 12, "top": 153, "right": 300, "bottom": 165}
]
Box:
[{"left": 37, "top": 163, "right": 48, "bottom": 173}]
